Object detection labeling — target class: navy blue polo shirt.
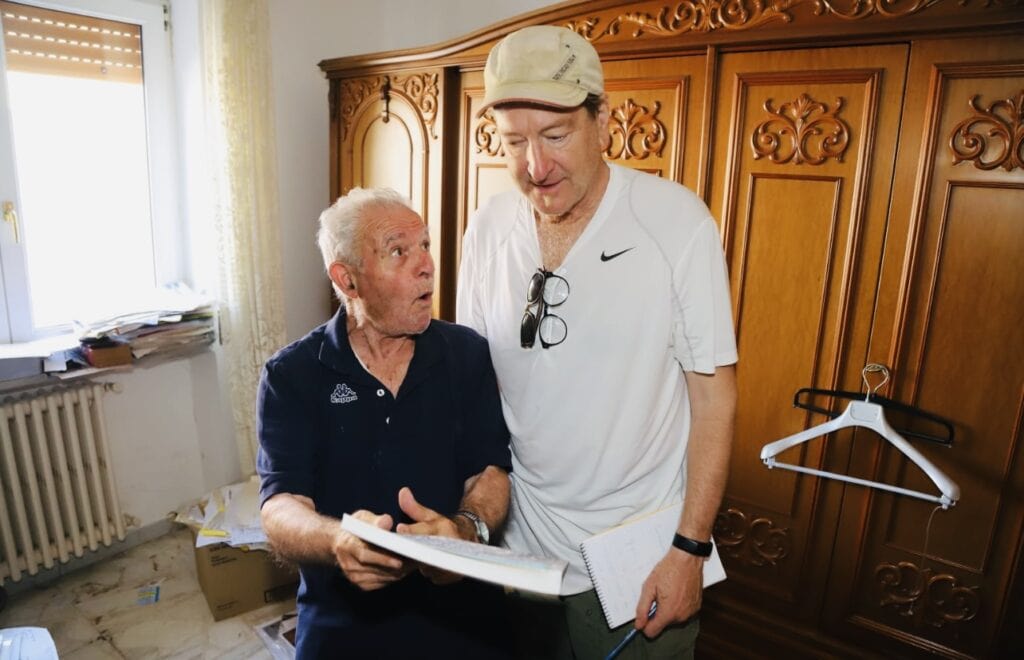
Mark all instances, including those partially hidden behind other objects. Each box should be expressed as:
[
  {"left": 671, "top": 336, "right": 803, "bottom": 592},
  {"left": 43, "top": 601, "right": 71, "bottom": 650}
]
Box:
[{"left": 256, "top": 309, "right": 512, "bottom": 658}]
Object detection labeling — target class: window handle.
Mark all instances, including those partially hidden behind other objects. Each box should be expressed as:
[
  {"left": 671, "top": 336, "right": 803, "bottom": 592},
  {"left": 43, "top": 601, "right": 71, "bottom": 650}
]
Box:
[{"left": 2, "top": 201, "right": 18, "bottom": 244}]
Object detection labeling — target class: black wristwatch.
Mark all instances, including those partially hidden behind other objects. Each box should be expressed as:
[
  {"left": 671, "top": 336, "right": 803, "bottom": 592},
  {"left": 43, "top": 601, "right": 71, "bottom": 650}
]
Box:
[
  {"left": 454, "top": 509, "right": 490, "bottom": 544},
  {"left": 672, "top": 533, "right": 713, "bottom": 557}
]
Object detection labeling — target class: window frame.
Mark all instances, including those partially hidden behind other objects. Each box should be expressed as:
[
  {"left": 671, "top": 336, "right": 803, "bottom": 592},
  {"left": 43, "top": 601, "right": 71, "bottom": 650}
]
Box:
[{"left": 0, "top": 0, "right": 181, "bottom": 342}]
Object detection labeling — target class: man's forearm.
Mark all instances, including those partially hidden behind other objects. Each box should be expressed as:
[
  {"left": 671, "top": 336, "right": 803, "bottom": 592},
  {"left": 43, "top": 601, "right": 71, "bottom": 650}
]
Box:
[
  {"left": 261, "top": 492, "right": 340, "bottom": 565},
  {"left": 457, "top": 465, "right": 510, "bottom": 538},
  {"left": 679, "top": 366, "right": 737, "bottom": 540}
]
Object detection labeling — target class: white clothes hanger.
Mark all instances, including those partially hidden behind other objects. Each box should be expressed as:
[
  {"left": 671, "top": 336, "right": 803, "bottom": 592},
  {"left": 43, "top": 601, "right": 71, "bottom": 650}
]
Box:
[{"left": 760, "top": 364, "right": 960, "bottom": 509}]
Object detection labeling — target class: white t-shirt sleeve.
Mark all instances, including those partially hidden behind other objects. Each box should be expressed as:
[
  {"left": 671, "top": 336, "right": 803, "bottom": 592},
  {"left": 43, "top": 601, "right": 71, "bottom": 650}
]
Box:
[{"left": 672, "top": 217, "right": 738, "bottom": 373}]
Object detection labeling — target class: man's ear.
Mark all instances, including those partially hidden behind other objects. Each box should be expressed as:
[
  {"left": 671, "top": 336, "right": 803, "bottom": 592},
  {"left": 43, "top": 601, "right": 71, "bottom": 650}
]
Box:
[
  {"left": 329, "top": 262, "right": 358, "bottom": 298},
  {"left": 595, "top": 94, "right": 612, "bottom": 153}
]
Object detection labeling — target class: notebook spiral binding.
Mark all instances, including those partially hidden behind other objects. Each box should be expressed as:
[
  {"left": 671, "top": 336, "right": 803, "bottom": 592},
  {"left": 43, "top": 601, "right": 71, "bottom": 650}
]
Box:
[{"left": 581, "top": 544, "right": 613, "bottom": 615}]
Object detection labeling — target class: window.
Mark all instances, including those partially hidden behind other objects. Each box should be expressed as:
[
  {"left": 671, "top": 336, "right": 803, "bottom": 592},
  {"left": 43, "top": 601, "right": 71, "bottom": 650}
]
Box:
[{"left": 0, "top": 0, "right": 180, "bottom": 342}]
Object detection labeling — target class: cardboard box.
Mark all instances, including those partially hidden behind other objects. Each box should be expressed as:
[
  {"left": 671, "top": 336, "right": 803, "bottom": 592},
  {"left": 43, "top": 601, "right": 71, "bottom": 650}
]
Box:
[{"left": 193, "top": 540, "right": 299, "bottom": 621}]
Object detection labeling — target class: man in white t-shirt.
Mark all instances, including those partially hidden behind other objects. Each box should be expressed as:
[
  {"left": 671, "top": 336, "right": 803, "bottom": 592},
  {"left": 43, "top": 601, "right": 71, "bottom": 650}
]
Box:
[{"left": 457, "top": 25, "right": 738, "bottom": 659}]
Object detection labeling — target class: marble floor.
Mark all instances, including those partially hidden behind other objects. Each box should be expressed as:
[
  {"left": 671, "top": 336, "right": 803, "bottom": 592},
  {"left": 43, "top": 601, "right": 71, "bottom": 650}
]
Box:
[{"left": 0, "top": 526, "right": 294, "bottom": 659}]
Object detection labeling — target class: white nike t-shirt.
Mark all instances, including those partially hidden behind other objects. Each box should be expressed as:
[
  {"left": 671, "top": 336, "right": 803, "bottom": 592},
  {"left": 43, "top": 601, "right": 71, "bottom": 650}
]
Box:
[{"left": 457, "top": 164, "right": 737, "bottom": 594}]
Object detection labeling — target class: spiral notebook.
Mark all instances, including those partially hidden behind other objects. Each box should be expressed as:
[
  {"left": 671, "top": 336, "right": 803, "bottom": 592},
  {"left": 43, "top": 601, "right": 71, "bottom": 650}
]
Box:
[{"left": 579, "top": 502, "right": 726, "bottom": 628}]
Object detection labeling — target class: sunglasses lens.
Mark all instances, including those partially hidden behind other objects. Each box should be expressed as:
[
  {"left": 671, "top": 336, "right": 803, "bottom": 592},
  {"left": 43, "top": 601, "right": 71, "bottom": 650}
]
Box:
[
  {"left": 527, "top": 272, "right": 545, "bottom": 303},
  {"left": 520, "top": 310, "right": 538, "bottom": 348}
]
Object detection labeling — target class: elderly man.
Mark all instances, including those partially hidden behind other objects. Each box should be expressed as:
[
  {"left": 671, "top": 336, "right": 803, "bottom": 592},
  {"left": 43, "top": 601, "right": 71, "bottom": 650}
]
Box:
[
  {"left": 258, "top": 187, "right": 512, "bottom": 659},
  {"left": 457, "top": 26, "right": 738, "bottom": 659}
]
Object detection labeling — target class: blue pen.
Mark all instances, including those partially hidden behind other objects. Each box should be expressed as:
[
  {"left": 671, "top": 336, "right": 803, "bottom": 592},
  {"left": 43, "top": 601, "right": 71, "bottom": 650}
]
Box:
[{"left": 605, "top": 602, "right": 657, "bottom": 660}]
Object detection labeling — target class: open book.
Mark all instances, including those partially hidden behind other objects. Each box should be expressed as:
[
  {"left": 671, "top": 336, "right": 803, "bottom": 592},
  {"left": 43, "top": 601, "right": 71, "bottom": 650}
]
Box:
[
  {"left": 340, "top": 514, "right": 566, "bottom": 595},
  {"left": 580, "top": 502, "right": 727, "bottom": 628}
]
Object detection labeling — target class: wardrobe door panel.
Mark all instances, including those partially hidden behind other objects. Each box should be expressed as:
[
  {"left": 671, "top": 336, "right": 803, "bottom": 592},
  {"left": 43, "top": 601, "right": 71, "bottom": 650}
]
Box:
[
  {"left": 333, "top": 70, "right": 449, "bottom": 317},
  {"left": 600, "top": 57, "right": 707, "bottom": 189},
  {"left": 707, "top": 44, "right": 908, "bottom": 618},
  {"left": 350, "top": 101, "right": 422, "bottom": 203},
  {"left": 825, "top": 36, "right": 1024, "bottom": 659}
]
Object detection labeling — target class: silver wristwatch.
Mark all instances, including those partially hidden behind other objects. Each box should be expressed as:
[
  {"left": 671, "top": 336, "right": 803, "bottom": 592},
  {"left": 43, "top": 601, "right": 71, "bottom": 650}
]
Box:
[{"left": 454, "top": 509, "right": 489, "bottom": 544}]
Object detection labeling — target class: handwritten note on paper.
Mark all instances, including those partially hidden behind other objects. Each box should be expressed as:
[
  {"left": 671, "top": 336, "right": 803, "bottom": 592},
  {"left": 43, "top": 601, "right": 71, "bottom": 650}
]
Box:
[{"left": 580, "top": 502, "right": 727, "bottom": 628}]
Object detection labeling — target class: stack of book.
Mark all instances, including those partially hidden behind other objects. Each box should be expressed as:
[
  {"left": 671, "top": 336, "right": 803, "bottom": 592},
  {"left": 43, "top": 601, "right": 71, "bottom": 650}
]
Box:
[
  {"left": 104, "top": 309, "right": 216, "bottom": 360},
  {"left": 73, "top": 287, "right": 217, "bottom": 368}
]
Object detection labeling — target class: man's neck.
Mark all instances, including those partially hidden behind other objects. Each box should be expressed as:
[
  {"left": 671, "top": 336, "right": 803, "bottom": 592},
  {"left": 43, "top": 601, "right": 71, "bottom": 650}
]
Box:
[
  {"left": 345, "top": 308, "right": 415, "bottom": 395},
  {"left": 535, "top": 163, "right": 610, "bottom": 270}
]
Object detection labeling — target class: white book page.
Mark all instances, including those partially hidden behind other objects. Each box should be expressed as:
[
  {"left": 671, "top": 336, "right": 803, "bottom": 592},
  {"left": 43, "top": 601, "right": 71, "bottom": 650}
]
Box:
[{"left": 341, "top": 514, "right": 566, "bottom": 595}]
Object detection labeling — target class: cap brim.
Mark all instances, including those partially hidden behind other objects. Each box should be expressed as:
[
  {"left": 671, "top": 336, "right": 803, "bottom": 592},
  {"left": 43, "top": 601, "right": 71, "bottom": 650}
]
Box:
[{"left": 476, "top": 82, "right": 589, "bottom": 118}]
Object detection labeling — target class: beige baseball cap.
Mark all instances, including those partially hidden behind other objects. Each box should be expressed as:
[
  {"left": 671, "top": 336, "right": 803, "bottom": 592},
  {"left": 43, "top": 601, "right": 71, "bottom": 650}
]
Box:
[{"left": 478, "top": 25, "right": 604, "bottom": 117}]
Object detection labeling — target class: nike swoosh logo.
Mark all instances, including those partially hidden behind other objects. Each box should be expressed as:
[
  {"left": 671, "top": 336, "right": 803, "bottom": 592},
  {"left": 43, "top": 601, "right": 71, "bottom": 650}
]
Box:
[{"left": 600, "top": 247, "right": 635, "bottom": 262}]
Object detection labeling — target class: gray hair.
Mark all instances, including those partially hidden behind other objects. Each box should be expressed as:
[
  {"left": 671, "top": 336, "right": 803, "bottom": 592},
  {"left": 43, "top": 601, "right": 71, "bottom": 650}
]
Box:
[{"left": 316, "top": 187, "right": 414, "bottom": 296}]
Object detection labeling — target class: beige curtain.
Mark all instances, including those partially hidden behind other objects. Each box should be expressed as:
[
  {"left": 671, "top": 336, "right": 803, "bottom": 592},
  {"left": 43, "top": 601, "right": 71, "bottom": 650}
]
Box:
[{"left": 202, "top": 0, "right": 285, "bottom": 473}]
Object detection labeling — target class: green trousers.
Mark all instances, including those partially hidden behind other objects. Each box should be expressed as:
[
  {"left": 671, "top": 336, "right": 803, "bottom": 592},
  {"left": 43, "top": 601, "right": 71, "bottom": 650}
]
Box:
[{"left": 509, "top": 588, "right": 699, "bottom": 660}]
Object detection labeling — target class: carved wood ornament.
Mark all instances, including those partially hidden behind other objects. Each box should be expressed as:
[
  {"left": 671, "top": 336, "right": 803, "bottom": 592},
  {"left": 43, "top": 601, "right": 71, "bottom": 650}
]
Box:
[
  {"left": 339, "top": 76, "right": 384, "bottom": 141},
  {"left": 714, "top": 507, "right": 791, "bottom": 567},
  {"left": 949, "top": 89, "right": 1024, "bottom": 172},
  {"left": 606, "top": 99, "right": 668, "bottom": 160},
  {"left": 751, "top": 93, "right": 851, "bottom": 164},
  {"left": 875, "top": 561, "right": 980, "bottom": 628},
  {"left": 475, "top": 109, "right": 504, "bottom": 157},
  {"left": 566, "top": 0, "right": 794, "bottom": 40},
  {"left": 392, "top": 73, "right": 440, "bottom": 139},
  {"left": 338, "top": 73, "right": 439, "bottom": 142},
  {"left": 565, "top": 0, "right": 1013, "bottom": 41}
]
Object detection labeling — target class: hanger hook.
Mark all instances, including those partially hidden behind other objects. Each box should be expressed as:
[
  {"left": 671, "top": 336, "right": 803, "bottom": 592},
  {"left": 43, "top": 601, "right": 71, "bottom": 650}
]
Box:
[{"left": 861, "top": 363, "right": 890, "bottom": 400}]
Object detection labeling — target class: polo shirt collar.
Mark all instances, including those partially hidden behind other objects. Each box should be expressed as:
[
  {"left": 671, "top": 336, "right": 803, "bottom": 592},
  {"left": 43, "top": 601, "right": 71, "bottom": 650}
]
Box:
[{"left": 318, "top": 307, "right": 443, "bottom": 392}]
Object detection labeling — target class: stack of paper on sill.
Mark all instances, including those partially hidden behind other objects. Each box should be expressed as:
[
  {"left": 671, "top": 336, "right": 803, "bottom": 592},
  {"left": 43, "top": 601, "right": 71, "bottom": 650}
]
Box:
[
  {"left": 341, "top": 514, "right": 567, "bottom": 595},
  {"left": 0, "top": 286, "right": 215, "bottom": 377},
  {"left": 77, "top": 286, "right": 217, "bottom": 364}
]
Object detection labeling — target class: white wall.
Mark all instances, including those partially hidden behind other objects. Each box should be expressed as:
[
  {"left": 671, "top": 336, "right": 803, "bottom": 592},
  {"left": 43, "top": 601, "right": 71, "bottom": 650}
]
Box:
[
  {"left": 103, "top": 349, "right": 238, "bottom": 526},
  {"left": 267, "top": 0, "right": 554, "bottom": 341}
]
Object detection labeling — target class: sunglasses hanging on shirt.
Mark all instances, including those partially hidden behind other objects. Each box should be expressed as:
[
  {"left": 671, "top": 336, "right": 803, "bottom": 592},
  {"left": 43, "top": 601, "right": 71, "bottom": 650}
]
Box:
[{"left": 521, "top": 269, "right": 569, "bottom": 349}]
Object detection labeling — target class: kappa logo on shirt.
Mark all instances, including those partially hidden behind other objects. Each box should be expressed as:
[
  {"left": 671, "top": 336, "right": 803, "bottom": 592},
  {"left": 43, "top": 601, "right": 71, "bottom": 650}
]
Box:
[{"left": 330, "top": 383, "right": 358, "bottom": 404}]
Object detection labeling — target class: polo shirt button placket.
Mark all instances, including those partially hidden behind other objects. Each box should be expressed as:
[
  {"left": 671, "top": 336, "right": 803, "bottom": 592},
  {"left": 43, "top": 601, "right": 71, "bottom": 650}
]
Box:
[
  {"left": 379, "top": 388, "right": 394, "bottom": 438},
  {"left": 377, "top": 389, "right": 389, "bottom": 427},
  {"left": 374, "top": 388, "right": 390, "bottom": 468}
]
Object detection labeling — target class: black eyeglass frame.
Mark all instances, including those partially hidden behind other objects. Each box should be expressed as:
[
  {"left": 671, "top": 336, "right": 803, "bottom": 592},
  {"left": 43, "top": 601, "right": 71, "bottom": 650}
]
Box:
[{"left": 520, "top": 269, "right": 569, "bottom": 349}]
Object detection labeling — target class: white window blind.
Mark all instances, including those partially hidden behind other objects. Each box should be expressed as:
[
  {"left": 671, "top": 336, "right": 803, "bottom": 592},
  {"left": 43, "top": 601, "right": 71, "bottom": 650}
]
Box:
[{"left": 1, "top": 0, "right": 141, "bottom": 83}]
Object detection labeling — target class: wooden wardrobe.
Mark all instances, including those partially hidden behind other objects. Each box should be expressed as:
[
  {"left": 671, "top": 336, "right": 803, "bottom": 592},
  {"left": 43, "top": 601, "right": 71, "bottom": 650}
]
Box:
[{"left": 320, "top": 2, "right": 1024, "bottom": 657}]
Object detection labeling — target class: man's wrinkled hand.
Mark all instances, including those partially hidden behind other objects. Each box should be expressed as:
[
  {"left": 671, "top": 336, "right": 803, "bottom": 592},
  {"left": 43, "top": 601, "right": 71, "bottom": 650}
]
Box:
[
  {"left": 333, "top": 510, "right": 410, "bottom": 591},
  {"left": 395, "top": 486, "right": 465, "bottom": 585}
]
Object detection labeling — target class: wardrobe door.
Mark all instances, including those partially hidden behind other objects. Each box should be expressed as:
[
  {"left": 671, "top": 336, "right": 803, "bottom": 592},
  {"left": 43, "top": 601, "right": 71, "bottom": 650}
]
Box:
[
  {"left": 823, "top": 35, "right": 1024, "bottom": 659},
  {"left": 705, "top": 44, "right": 909, "bottom": 631},
  {"left": 331, "top": 69, "right": 451, "bottom": 317},
  {"left": 456, "top": 54, "right": 706, "bottom": 266}
]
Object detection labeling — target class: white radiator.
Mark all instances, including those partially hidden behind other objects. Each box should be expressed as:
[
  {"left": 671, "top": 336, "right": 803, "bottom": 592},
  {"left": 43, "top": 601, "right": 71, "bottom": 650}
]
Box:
[{"left": 0, "top": 383, "right": 124, "bottom": 584}]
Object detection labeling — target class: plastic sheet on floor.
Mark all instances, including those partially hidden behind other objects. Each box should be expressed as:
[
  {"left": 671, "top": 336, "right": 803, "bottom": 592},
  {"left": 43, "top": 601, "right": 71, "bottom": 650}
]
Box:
[{"left": 0, "top": 627, "right": 58, "bottom": 660}]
